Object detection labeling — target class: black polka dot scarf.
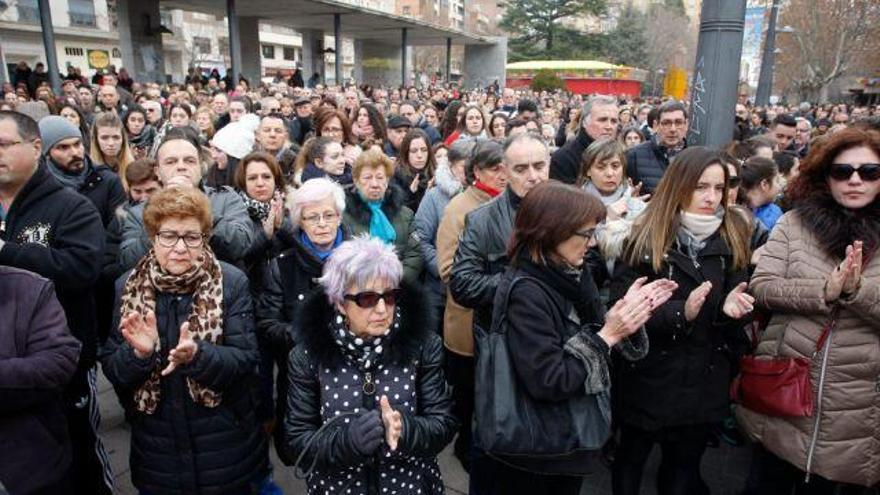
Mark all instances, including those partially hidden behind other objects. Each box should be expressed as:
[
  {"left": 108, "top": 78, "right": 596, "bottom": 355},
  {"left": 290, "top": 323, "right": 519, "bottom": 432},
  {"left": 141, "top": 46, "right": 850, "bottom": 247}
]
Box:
[{"left": 330, "top": 307, "right": 401, "bottom": 371}]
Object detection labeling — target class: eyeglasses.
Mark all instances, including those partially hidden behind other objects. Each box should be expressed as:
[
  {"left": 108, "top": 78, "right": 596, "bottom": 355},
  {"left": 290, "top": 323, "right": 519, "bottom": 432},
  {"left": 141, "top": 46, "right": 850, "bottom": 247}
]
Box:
[
  {"left": 155, "top": 231, "right": 205, "bottom": 248},
  {"left": 659, "top": 119, "right": 687, "bottom": 128},
  {"left": 302, "top": 211, "right": 339, "bottom": 225},
  {"left": 828, "top": 163, "right": 880, "bottom": 182},
  {"left": 728, "top": 176, "right": 742, "bottom": 188},
  {"left": 573, "top": 228, "right": 596, "bottom": 240},
  {"left": 343, "top": 289, "right": 402, "bottom": 309}
]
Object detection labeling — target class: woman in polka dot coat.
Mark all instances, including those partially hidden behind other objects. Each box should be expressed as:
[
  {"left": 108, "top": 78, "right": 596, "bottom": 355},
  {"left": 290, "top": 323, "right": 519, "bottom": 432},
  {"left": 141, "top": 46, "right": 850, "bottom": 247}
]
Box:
[{"left": 282, "top": 236, "right": 458, "bottom": 495}]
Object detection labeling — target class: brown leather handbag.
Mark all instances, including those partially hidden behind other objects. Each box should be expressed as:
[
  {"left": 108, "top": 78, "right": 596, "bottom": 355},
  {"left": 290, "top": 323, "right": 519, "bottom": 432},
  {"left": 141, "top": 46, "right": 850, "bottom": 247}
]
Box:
[{"left": 731, "top": 308, "right": 838, "bottom": 418}]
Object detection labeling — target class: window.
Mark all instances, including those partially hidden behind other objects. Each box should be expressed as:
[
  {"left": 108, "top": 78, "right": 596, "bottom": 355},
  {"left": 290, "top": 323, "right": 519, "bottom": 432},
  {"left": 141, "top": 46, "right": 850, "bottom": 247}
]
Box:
[
  {"left": 65, "top": 47, "right": 85, "bottom": 56},
  {"left": 16, "top": 0, "right": 39, "bottom": 23},
  {"left": 218, "top": 38, "right": 230, "bottom": 57},
  {"left": 402, "top": 5, "right": 411, "bottom": 15},
  {"left": 283, "top": 47, "right": 296, "bottom": 61},
  {"left": 112, "top": 48, "right": 122, "bottom": 58},
  {"left": 261, "top": 44, "right": 275, "bottom": 59},
  {"left": 193, "top": 37, "right": 212, "bottom": 55},
  {"left": 69, "top": 0, "right": 97, "bottom": 27}
]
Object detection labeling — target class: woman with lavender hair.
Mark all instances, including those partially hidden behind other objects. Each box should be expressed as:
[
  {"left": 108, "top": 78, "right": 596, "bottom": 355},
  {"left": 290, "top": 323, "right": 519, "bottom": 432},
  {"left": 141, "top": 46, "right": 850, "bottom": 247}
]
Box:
[{"left": 282, "top": 236, "right": 457, "bottom": 495}]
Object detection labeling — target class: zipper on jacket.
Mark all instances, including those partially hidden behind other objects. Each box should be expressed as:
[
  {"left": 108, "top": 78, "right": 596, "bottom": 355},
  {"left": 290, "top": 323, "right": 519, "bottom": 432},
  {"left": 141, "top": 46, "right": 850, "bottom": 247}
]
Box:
[
  {"left": 363, "top": 371, "right": 375, "bottom": 396},
  {"left": 804, "top": 326, "right": 834, "bottom": 482}
]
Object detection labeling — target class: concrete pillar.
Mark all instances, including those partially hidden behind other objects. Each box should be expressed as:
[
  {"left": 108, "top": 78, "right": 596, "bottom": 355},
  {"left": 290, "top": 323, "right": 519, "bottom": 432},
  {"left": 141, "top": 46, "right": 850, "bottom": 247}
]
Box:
[
  {"left": 352, "top": 40, "right": 364, "bottom": 84},
  {"left": 237, "top": 17, "right": 262, "bottom": 85},
  {"left": 300, "top": 29, "right": 324, "bottom": 85},
  {"left": 0, "top": 33, "right": 10, "bottom": 86},
  {"left": 116, "top": 0, "right": 166, "bottom": 83},
  {"left": 463, "top": 37, "right": 507, "bottom": 90}
]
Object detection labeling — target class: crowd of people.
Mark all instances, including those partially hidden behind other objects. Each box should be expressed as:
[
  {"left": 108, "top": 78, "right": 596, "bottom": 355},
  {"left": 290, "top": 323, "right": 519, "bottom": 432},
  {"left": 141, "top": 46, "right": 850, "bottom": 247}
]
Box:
[{"left": 2, "top": 64, "right": 880, "bottom": 495}]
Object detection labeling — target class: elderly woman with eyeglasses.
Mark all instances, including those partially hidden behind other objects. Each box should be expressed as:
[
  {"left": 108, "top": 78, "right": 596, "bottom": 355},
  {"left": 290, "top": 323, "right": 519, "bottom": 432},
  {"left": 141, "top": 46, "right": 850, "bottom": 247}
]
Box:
[
  {"left": 256, "top": 177, "right": 350, "bottom": 458},
  {"left": 281, "top": 235, "right": 457, "bottom": 495},
  {"left": 101, "top": 187, "right": 271, "bottom": 495}
]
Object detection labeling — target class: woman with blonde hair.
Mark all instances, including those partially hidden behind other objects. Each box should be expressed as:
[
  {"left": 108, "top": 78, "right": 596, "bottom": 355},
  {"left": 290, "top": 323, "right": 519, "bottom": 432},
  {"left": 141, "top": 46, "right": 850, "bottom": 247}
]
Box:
[{"left": 90, "top": 111, "right": 135, "bottom": 188}]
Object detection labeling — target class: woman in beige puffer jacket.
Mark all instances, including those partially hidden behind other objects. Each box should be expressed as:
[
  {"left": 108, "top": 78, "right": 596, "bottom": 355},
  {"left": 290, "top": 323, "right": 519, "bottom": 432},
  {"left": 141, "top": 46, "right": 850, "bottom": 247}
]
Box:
[{"left": 736, "top": 127, "right": 880, "bottom": 491}]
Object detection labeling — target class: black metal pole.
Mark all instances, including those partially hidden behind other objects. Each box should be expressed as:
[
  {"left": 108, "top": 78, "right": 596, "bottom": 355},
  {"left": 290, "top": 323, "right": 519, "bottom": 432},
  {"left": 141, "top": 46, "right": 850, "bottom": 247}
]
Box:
[
  {"left": 754, "top": 0, "right": 779, "bottom": 106},
  {"left": 37, "top": 0, "right": 61, "bottom": 94},
  {"left": 445, "top": 37, "right": 452, "bottom": 83},
  {"left": 687, "top": 0, "right": 748, "bottom": 147},
  {"left": 227, "top": 0, "right": 241, "bottom": 83},
  {"left": 401, "top": 28, "right": 408, "bottom": 86},
  {"left": 334, "top": 14, "right": 342, "bottom": 86}
]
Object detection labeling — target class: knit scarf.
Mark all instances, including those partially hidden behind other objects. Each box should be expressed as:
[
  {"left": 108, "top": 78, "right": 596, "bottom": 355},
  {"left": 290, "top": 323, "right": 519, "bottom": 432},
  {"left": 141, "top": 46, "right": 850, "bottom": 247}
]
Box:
[
  {"left": 677, "top": 210, "right": 723, "bottom": 262},
  {"left": 583, "top": 181, "right": 629, "bottom": 206},
  {"left": 237, "top": 190, "right": 271, "bottom": 222},
  {"left": 360, "top": 191, "right": 397, "bottom": 244},
  {"left": 473, "top": 180, "right": 501, "bottom": 197},
  {"left": 300, "top": 228, "right": 343, "bottom": 261},
  {"left": 128, "top": 125, "right": 157, "bottom": 152},
  {"left": 46, "top": 156, "right": 93, "bottom": 190},
  {"left": 120, "top": 247, "right": 225, "bottom": 414},
  {"left": 330, "top": 307, "right": 400, "bottom": 371}
]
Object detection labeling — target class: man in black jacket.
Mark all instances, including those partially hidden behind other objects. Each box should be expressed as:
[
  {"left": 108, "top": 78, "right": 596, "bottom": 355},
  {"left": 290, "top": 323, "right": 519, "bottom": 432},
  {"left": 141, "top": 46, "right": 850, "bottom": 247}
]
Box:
[
  {"left": 38, "top": 116, "right": 126, "bottom": 227},
  {"left": 626, "top": 100, "right": 689, "bottom": 194},
  {"left": 549, "top": 94, "right": 620, "bottom": 184},
  {"left": 0, "top": 111, "right": 113, "bottom": 494}
]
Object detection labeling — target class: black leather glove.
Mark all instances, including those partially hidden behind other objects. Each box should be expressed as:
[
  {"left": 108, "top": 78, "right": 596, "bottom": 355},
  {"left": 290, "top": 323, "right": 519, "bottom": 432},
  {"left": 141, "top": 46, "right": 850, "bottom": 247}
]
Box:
[{"left": 347, "top": 410, "right": 384, "bottom": 457}]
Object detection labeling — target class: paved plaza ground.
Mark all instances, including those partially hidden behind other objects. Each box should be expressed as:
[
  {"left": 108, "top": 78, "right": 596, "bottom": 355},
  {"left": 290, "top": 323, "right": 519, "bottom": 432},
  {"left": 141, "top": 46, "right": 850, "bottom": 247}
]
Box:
[{"left": 97, "top": 370, "right": 753, "bottom": 495}]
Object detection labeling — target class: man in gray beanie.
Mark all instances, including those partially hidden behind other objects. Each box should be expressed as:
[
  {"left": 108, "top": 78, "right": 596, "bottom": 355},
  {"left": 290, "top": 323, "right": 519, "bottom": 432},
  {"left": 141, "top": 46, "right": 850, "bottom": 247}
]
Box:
[{"left": 38, "top": 115, "right": 125, "bottom": 228}]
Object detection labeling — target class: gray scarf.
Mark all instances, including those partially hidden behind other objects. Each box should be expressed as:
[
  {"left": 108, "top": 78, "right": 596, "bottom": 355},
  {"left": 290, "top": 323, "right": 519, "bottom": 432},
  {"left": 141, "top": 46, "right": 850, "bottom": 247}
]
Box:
[
  {"left": 677, "top": 210, "right": 723, "bottom": 262},
  {"left": 45, "top": 155, "right": 93, "bottom": 191},
  {"left": 583, "top": 181, "right": 629, "bottom": 206}
]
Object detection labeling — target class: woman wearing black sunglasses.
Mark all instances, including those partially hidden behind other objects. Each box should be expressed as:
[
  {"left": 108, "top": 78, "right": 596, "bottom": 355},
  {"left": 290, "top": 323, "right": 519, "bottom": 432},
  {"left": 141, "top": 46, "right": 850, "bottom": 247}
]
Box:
[
  {"left": 738, "top": 127, "right": 880, "bottom": 492},
  {"left": 281, "top": 235, "right": 457, "bottom": 495}
]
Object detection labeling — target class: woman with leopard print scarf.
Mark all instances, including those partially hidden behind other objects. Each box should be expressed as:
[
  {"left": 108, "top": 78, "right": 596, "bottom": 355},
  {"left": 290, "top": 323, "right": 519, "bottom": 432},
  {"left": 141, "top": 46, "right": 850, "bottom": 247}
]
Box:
[{"left": 100, "top": 187, "right": 273, "bottom": 495}]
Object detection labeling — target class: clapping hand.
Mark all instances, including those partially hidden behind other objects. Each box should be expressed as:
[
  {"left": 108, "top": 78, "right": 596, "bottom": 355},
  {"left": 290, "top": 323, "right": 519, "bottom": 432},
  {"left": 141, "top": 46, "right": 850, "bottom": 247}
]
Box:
[
  {"left": 722, "top": 282, "right": 755, "bottom": 319},
  {"left": 120, "top": 310, "right": 159, "bottom": 359},
  {"left": 628, "top": 179, "right": 651, "bottom": 202},
  {"left": 262, "top": 195, "right": 284, "bottom": 237},
  {"left": 600, "top": 290, "right": 654, "bottom": 347},
  {"left": 825, "top": 240, "right": 863, "bottom": 302},
  {"left": 380, "top": 395, "right": 403, "bottom": 451},
  {"left": 161, "top": 322, "right": 199, "bottom": 376},
  {"left": 684, "top": 281, "right": 713, "bottom": 322},
  {"left": 623, "top": 276, "right": 678, "bottom": 311}
]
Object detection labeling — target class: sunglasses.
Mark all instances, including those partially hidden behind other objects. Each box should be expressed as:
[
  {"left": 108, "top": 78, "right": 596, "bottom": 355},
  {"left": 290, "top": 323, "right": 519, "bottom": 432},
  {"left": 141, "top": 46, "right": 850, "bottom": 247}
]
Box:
[
  {"left": 828, "top": 163, "right": 880, "bottom": 182},
  {"left": 343, "top": 289, "right": 402, "bottom": 309},
  {"left": 728, "top": 176, "right": 742, "bottom": 188}
]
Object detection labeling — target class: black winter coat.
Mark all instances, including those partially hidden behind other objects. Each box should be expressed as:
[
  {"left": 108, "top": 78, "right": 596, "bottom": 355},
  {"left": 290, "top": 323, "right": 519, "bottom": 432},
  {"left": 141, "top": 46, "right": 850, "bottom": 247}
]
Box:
[
  {"left": 550, "top": 128, "right": 594, "bottom": 184},
  {"left": 42, "top": 155, "right": 126, "bottom": 228},
  {"left": 625, "top": 139, "right": 683, "bottom": 195},
  {"left": 0, "top": 162, "right": 104, "bottom": 372},
  {"left": 100, "top": 263, "right": 268, "bottom": 495},
  {"left": 282, "top": 290, "right": 458, "bottom": 495},
  {"left": 449, "top": 188, "right": 518, "bottom": 337},
  {"left": 609, "top": 231, "right": 750, "bottom": 430},
  {"left": 0, "top": 267, "right": 81, "bottom": 495}
]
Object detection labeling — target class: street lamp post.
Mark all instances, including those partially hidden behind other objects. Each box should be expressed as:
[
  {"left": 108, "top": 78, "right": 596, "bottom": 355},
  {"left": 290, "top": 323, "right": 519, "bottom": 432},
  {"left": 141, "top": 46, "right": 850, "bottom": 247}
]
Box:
[
  {"left": 687, "top": 0, "right": 748, "bottom": 147},
  {"left": 754, "top": 0, "right": 780, "bottom": 106}
]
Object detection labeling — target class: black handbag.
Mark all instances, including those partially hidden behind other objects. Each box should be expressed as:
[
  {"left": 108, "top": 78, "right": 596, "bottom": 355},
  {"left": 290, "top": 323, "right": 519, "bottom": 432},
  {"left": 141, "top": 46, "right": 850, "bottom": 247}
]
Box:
[{"left": 473, "top": 275, "right": 611, "bottom": 475}]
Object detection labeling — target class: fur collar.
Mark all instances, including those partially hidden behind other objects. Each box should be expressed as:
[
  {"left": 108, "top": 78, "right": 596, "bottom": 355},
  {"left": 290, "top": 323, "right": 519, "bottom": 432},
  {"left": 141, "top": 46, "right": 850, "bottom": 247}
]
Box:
[
  {"left": 345, "top": 183, "right": 408, "bottom": 225},
  {"left": 299, "top": 286, "right": 433, "bottom": 369},
  {"left": 795, "top": 194, "right": 880, "bottom": 259},
  {"left": 434, "top": 160, "right": 463, "bottom": 198}
]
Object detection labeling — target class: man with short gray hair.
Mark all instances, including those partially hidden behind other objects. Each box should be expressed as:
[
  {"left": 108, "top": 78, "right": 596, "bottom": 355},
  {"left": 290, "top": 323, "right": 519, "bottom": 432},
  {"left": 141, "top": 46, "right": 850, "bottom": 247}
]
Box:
[{"left": 549, "top": 94, "right": 619, "bottom": 184}]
